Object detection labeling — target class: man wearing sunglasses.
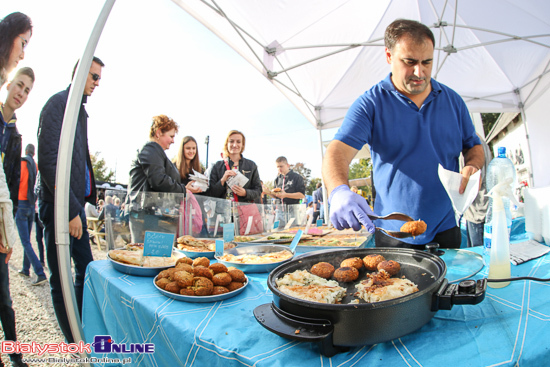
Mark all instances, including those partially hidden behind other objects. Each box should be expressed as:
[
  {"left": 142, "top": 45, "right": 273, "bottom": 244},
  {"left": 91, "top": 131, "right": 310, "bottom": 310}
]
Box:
[{"left": 37, "top": 56, "right": 104, "bottom": 344}]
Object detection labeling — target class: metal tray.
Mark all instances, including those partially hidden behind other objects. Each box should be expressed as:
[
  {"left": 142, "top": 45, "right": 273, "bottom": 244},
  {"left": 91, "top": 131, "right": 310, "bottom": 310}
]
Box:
[
  {"left": 174, "top": 248, "right": 216, "bottom": 259},
  {"left": 215, "top": 244, "right": 295, "bottom": 273},
  {"left": 153, "top": 274, "right": 248, "bottom": 303},
  {"left": 174, "top": 238, "right": 238, "bottom": 259},
  {"left": 108, "top": 251, "right": 185, "bottom": 277}
]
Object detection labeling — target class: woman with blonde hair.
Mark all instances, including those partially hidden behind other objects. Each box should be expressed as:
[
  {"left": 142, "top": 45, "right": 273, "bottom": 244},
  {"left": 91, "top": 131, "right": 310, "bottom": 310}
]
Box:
[
  {"left": 126, "top": 115, "right": 186, "bottom": 241},
  {"left": 206, "top": 130, "right": 261, "bottom": 202},
  {"left": 173, "top": 136, "right": 202, "bottom": 194},
  {"left": 127, "top": 114, "right": 186, "bottom": 195}
]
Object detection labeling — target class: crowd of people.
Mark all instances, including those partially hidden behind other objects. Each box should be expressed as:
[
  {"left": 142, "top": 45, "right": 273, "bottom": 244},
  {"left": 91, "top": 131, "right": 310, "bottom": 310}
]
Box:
[{"left": 0, "top": 10, "right": 487, "bottom": 366}]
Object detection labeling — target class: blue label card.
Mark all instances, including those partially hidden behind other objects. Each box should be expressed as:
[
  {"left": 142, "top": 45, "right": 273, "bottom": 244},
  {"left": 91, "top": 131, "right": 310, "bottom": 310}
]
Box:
[
  {"left": 143, "top": 231, "right": 174, "bottom": 257},
  {"left": 316, "top": 219, "right": 323, "bottom": 227},
  {"left": 215, "top": 239, "right": 224, "bottom": 258},
  {"left": 289, "top": 230, "right": 303, "bottom": 253},
  {"left": 273, "top": 220, "right": 280, "bottom": 230},
  {"left": 223, "top": 223, "right": 235, "bottom": 242}
]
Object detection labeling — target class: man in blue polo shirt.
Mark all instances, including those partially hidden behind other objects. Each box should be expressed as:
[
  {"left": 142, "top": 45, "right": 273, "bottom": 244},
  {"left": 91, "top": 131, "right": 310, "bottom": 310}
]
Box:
[{"left": 322, "top": 19, "right": 484, "bottom": 249}]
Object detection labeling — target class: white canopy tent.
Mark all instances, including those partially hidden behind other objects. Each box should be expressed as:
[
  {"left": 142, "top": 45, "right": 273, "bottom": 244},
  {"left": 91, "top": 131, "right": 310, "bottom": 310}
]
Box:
[
  {"left": 54, "top": 0, "right": 550, "bottom": 353},
  {"left": 171, "top": 0, "right": 550, "bottom": 187}
]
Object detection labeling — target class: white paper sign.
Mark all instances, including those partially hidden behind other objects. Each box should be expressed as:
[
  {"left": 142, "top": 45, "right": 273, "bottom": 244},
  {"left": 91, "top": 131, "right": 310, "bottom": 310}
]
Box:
[
  {"left": 244, "top": 216, "right": 253, "bottom": 235},
  {"left": 284, "top": 218, "right": 295, "bottom": 230},
  {"left": 304, "top": 215, "right": 314, "bottom": 235}
]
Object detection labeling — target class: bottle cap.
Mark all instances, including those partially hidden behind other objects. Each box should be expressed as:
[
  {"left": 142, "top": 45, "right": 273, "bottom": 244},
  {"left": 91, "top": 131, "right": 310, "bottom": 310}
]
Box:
[{"left": 498, "top": 146, "right": 506, "bottom": 157}]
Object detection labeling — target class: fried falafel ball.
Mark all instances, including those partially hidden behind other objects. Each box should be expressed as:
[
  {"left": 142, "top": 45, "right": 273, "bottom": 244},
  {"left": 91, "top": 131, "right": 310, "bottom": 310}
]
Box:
[
  {"left": 193, "top": 257, "right": 210, "bottom": 268},
  {"left": 227, "top": 282, "right": 245, "bottom": 292},
  {"left": 193, "top": 266, "right": 214, "bottom": 280},
  {"left": 340, "top": 257, "right": 363, "bottom": 270},
  {"left": 180, "top": 288, "right": 195, "bottom": 296},
  {"left": 164, "top": 281, "right": 182, "bottom": 294},
  {"left": 176, "top": 257, "right": 193, "bottom": 266},
  {"left": 227, "top": 268, "right": 246, "bottom": 283},
  {"left": 157, "top": 270, "right": 171, "bottom": 280},
  {"left": 173, "top": 270, "right": 194, "bottom": 288},
  {"left": 363, "top": 254, "right": 386, "bottom": 271},
  {"left": 212, "top": 286, "right": 230, "bottom": 295},
  {"left": 310, "top": 262, "right": 335, "bottom": 279},
  {"left": 166, "top": 268, "right": 179, "bottom": 279},
  {"left": 155, "top": 277, "right": 171, "bottom": 290},
  {"left": 209, "top": 262, "right": 228, "bottom": 274},
  {"left": 175, "top": 262, "right": 194, "bottom": 274},
  {"left": 212, "top": 272, "right": 232, "bottom": 286},
  {"left": 192, "top": 277, "right": 214, "bottom": 296},
  {"left": 400, "top": 220, "right": 427, "bottom": 237},
  {"left": 377, "top": 260, "right": 401, "bottom": 276},
  {"left": 333, "top": 267, "right": 359, "bottom": 282}
]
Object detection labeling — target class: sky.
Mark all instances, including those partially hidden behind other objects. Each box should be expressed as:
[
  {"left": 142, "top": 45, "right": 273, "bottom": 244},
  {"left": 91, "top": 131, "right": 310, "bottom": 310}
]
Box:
[{"left": 1, "top": 0, "right": 342, "bottom": 185}]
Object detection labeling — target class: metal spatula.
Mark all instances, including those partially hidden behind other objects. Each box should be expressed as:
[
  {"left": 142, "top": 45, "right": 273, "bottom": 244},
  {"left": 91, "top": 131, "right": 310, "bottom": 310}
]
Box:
[
  {"left": 375, "top": 227, "right": 413, "bottom": 239},
  {"left": 368, "top": 212, "right": 415, "bottom": 222},
  {"left": 369, "top": 212, "right": 416, "bottom": 239}
]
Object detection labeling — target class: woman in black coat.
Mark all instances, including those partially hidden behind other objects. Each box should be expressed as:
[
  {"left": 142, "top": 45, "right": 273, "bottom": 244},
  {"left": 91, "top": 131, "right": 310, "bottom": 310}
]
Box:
[
  {"left": 206, "top": 130, "right": 262, "bottom": 202},
  {"left": 126, "top": 115, "right": 186, "bottom": 241}
]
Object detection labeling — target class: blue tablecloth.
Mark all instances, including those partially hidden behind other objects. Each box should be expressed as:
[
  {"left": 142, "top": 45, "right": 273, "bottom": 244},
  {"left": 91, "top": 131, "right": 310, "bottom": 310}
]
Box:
[{"left": 83, "top": 245, "right": 550, "bottom": 366}]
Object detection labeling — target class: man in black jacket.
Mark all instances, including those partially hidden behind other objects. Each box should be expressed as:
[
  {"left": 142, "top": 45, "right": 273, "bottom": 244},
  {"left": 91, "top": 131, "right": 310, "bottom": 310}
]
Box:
[{"left": 37, "top": 56, "right": 104, "bottom": 344}]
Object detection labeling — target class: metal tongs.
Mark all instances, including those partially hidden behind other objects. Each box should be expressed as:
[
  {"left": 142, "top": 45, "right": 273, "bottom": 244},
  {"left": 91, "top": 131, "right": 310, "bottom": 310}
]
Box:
[{"left": 368, "top": 212, "right": 415, "bottom": 239}]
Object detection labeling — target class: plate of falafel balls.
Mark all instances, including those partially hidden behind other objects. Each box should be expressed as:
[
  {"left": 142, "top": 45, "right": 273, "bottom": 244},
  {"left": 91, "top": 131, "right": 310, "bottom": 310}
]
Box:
[{"left": 153, "top": 256, "right": 249, "bottom": 302}]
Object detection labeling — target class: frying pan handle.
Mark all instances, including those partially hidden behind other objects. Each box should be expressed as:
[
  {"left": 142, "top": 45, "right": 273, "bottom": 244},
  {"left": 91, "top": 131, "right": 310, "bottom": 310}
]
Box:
[
  {"left": 253, "top": 303, "right": 349, "bottom": 357},
  {"left": 432, "top": 278, "right": 487, "bottom": 311}
]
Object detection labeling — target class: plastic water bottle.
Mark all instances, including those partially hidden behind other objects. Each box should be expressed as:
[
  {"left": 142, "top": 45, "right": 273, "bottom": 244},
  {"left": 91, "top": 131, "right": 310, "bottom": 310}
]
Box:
[{"left": 483, "top": 147, "right": 516, "bottom": 265}]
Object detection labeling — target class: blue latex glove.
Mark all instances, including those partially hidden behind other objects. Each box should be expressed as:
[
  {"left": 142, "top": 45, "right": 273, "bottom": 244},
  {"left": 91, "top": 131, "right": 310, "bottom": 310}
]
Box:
[{"left": 329, "top": 184, "right": 375, "bottom": 232}]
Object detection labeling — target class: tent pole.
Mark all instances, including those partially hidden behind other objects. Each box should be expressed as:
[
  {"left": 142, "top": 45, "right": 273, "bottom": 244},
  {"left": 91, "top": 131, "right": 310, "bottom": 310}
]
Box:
[
  {"left": 54, "top": 0, "right": 116, "bottom": 362},
  {"left": 518, "top": 99, "right": 535, "bottom": 188},
  {"left": 317, "top": 127, "right": 329, "bottom": 226}
]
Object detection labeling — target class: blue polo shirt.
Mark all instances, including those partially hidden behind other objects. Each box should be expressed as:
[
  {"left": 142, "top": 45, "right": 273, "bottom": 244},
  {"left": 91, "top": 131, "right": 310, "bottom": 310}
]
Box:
[{"left": 334, "top": 73, "right": 481, "bottom": 244}]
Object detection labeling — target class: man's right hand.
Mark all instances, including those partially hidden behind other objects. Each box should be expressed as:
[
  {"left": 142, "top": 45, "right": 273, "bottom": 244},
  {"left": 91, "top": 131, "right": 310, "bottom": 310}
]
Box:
[
  {"left": 329, "top": 184, "right": 375, "bottom": 232},
  {"left": 69, "top": 215, "right": 83, "bottom": 239}
]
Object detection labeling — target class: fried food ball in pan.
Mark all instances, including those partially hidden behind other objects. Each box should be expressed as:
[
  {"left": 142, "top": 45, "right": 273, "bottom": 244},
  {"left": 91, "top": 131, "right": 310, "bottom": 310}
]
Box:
[
  {"left": 155, "top": 277, "right": 171, "bottom": 290},
  {"left": 333, "top": 267, "right": 359, "bottom": 282},
  {"left": 176, "top": 257, "right": 193, "bottom": 266},
  {"left": 340, "top": 257, "right": 363, "bottom": 270},
  {"left": 363, "top": 254, "right": 386, "bottom": 271},
  {"left": 192, "top": 277, "right": 214, "bottom": 296},
  {"left": 193, "top": 266, "right": 214, "bottom": 280},
  {"left": 377, "top": 260, "right": 401, "bottom": 276},
  {"left": 157, "top": 270, "right": 171, "bottom": 280},
  {"left": 164, "top": 281, "right": 182, "bottom": 294},
  {"left": 175, "top": 262, "right": 194, "bottom": 273},
  {"left": 212, "top": 286, "right": 230, "bottom": 295},
  {"left": 209, "top": 263, "right": 228, "bottom": 274},
  {"left": 400, "top": 220, "right": 427, "bottom": 237},
  {"left": 227, "top": 282, "right": 245, "bottom": 292},
  {"left": 193, "top": 257, "right": 210, "bottom": 268},
  {"left": 180, "top": 288, "right": 195, "bottom": 296},
  {"left": 310, "top": 262, "right": 335, "bottom": 279},
  {"left": 227, "top": 268, "right": 246, "bottom": 283},
  {"left": 166, "top": 268, "right": 179, "bottom": 279},
  {"left": 173, "top": 270, "right": 194, "bottom": 288},
  {"left": 212, "top": 272, "right": 232, "bottom": 286}
]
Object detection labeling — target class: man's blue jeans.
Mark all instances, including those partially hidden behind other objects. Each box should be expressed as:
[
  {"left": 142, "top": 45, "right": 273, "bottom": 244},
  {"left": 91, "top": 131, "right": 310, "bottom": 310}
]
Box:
[
  {"left": 39, "top": 200, "right": 93, "bottom": 343},
  {"left": 15, "top": 200, "right": 45, "bottom": 277}
]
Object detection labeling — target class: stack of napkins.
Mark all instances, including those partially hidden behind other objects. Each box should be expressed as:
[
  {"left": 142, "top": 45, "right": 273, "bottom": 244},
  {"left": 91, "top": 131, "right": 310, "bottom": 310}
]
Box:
[
  {"left": 226, "top": 169, "right": 249, "bottom": 190},
  {"left": 509, "top": 239, "right": 550, "bottom": 265},
  {"left": 189, "top": 169, "right": 209, "bottom": 192}
]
